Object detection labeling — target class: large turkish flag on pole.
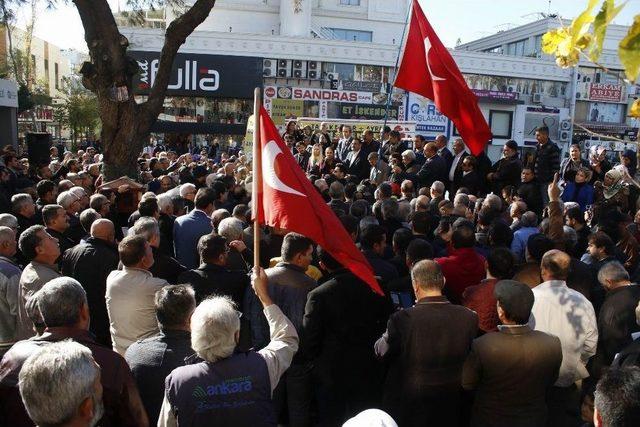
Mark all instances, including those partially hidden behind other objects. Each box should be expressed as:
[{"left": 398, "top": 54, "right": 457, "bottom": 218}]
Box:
[
  {"left": 395, "top": 0, "right": 492, "bottom": 155},
  {"left": 253, "top": 106, "right": 383, "bottom": 295}
]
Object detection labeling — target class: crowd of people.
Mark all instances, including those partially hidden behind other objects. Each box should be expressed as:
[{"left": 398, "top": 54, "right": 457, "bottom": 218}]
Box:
[{"left": 0, "top": 121, "right": 639, "bottom": 427}]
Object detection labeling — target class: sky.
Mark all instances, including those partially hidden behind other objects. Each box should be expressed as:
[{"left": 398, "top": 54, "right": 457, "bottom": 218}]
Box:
[{"left": 13, "top": 0, "right": 640, "bottom": 52}]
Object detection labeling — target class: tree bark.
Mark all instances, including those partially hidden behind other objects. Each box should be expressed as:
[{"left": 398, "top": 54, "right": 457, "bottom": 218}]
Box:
[{"left": 73, "top": 0, "right": 217, "bottom": 180}]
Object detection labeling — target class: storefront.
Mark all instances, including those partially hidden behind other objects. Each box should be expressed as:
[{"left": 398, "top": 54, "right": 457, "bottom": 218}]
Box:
[
  {"left": 262, "top": 84, "right": 405, "bottom": 132},
  {"left": 131, "top": 51, "right": 262, "bottom": 143}
]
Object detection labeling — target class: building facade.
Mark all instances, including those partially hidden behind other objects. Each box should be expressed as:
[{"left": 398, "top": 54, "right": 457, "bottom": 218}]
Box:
[{"left": 119, "top": 2, "right": 638, "bottom": 160}]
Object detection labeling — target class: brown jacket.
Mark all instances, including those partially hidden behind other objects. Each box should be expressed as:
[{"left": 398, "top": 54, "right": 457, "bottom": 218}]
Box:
[
  {"left": 0, "top": 327, "right": 148, "bottom": 427},
  {"left": 463, "top": 325, "right": 562, "bottom": 427}
]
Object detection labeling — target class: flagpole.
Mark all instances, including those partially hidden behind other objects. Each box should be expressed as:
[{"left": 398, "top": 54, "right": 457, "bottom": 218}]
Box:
[
  {"left": 382, "top": 0, "right": 412, "bottom": 130},
  {"left": 252, "top": 87, "right": 262, "bottom": 269}
]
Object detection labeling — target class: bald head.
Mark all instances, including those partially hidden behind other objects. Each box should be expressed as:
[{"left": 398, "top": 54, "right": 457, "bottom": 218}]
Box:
[
  {"left": 541, "top": 249, "right": 571, "bottom": 281},
  {"left": 411, "top": 259, "right": 445, "bottom": 292},
  {"left": 90, "top": 219, "right": 115, "bottom": 243},
  {"left": 424, "top": 142, "right": 438, "bottom": 157}
]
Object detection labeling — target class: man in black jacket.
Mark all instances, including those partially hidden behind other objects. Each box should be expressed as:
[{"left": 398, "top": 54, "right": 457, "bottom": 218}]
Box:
[
  {"left": 344, "top": 138, "right": 369, "bottom": 182},
  {"left": 301, "top": 248, "right": 392, "bottom": 426},
  {"left": 61, "top": 218, "right": 119, "bottom": 347},
  {"left": 375, "top": 259, "right": 478, "bottom": 426},
  {"left": 517, "top": 167, "right": 543, "bottom": 217},
  {"left": 417, "top": 142, "right": 447, "bottom": 189},
  {"left": 131, "top": 216, "right": 187, "bottom": 284},
  {"left": 177, "top": 234, "right": 248, "bottom": 306},
  {"left": 125, "top": 284, "right": 195, "bottom": 425},
  {"left": 488, "top": 140, "right": 523, "bottom": 194},
  {"left": 592, "top": 261, "right": 640, "bottom": 378},
  {"left": 533, "top": 126, "right": 561, "bottom": 205},
  {"left": 42, "top": 204, "right": 74, "bottom": 258}
]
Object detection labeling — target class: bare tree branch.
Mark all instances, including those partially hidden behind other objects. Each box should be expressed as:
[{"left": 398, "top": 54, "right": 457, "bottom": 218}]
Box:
[{"left": 140, "top": 0, "right": 216, "bottom": 128}]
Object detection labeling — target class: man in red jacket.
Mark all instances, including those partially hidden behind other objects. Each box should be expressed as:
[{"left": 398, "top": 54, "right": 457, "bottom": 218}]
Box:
[{"left": 435, "top": 221, "right": 486, "bottom": 305}]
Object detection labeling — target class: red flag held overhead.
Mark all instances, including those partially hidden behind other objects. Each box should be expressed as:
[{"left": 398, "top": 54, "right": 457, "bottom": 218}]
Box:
[
  {"left": 253, "top": 107, "right": 383, "bottom": 296},
  {"left": 394, "top": 0, "right": 492, "bottom": 155}
]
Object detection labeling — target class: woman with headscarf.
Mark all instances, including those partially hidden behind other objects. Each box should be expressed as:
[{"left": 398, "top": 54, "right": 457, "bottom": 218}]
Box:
[
  {"left": 594, "top": 166, "right": 630, "bottom": 223},
  {"left": 561, "top": 166, "right": 594, "bottom": 212}
]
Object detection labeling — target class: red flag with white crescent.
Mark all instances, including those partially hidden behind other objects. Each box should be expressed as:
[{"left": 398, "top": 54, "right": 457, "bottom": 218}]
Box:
[
  {"left": 394, "top": 0, "right": 492, "bottom": 155},
  {"left": 253, "top": 106, "right": 383, "bottom": 295}
]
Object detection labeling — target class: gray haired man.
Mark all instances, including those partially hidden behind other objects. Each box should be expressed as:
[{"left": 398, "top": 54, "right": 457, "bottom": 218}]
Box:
[{"left": 18, "top": 340, "right": 103, "bottom": 427}]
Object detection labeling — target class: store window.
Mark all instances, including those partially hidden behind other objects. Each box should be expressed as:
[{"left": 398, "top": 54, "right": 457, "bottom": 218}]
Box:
[
  {"left": 340, "top": 0, "right": 360, "bottom": 4},
  {"left": 160, "top": 97, "right": 252, "bottom": 124},
  {"left": 484, "top": 46, "right": 503, "bottom": 54},
  {"left": 489, "top": 110, "right": 513, "bottom": 138}
]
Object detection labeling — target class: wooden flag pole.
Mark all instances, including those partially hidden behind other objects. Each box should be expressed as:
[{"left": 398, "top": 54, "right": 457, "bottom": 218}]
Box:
[{"left": 252, "top": 87, "right": 262, "bottom": 269}]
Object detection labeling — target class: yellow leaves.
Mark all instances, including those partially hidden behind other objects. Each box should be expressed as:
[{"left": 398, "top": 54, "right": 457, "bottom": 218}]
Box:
[
  {"left": 629, "top": 98, "right": 640, "bottom": 118},
  {"left": 542, "top": 0, "right": 599, "bottom": 68},
  {"left": 543, "top": 1, "right": 639, "bottom": 84},
  {"left": 591, "top": 0, "right": 626, "bottom": 60},
  {"left": 619, "top": 15, "right": 640, "bottom": 82},
  {"left": 542, "top": 29, "right": 581, "bottom": 68}
]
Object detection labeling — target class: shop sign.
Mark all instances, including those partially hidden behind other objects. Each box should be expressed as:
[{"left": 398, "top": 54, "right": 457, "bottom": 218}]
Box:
[
  {"left": 334, "top": 80, "right": 384, "bottom": 92},
  {"left": 263, "top": 85, "right": 372, "bottom": 104},
  {"left": 471, "top": 89, "right": 518, "bottom": 100},
  {"left": 131, "top": 51, "right": 262, "bottom": 98},
  {"left": 271, "top": 99, "right": 304, "bottom": 126},
  {"left": 407, "top": 93, "right": 450, "bottom": 136},
  {"left": 589, "top": 83, "right": 623, "bottom": 102},
  {"left": 337, "top": 103, "right": 398, "bottom": 120}
]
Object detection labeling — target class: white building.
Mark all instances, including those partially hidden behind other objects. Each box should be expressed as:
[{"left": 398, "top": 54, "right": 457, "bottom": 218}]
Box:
[
  {"left": 458, "top": 16, "right": 639, "bottom": 156},
  {"left": 119, "top": 3, "right": 638, "bottom": 159}
]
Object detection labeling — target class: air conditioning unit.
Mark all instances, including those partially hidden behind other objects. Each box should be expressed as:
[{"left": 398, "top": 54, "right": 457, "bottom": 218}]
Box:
[
  {"left": 307, "top": 61, "right": 320, "bottom": 79},
  {"left": 277, "top": 59, "right": 291, "bottom": 78},
  {"left": 575, "top": 92, "right": 582, "bottom": 99},
  {"left": 560, "top": 120, "right": 571, "bottom": 131},
  {"left": 326, "top": 72, "right": 339, "bottom": 81},
  {"left": 263, "top": 59, "right": 276, "bottom": 77},
  {"left": 560, "top": 130, "right": 571, "bottom": 142},
  {"left": 532, "top": 93, "right": 543, "bottom": 104},
  {"left": 292, "top": 60, "right": 307, "bottom": 79},
  {"left": 507, "top": 85, "right": 517, "bottom": 92}
]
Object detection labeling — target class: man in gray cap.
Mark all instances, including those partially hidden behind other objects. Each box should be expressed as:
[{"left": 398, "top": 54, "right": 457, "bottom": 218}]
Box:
[{"left": 462, "top": 280, "right": 563, "bottom": 427}]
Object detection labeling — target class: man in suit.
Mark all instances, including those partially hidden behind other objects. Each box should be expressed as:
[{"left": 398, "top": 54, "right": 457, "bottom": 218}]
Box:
[
  {"left": 379, "top": 130, "right": 407, "bottom": 163},
  {"left": 301, "top": 247, "right": 393, "bottom": 426},
  {"left": 448, "top": 138, "right": 468, "bottom": 197},
  {"left": 344, "top": 138, "right": 369, "bottom": 182},
  {"left": 375, "top": 259, "right": 478, "bottom": 426},
  {"left": 417, "top": 142, "right": 447, "bottom": 189},
  {"left": 335, "top": 125, "right": 353, "bottom": 162},
  {"left": 488, "top": 140, "right": 523, "bottom": 194},
  {"left": 463, "top": 280, "right": 563, "bottom": 427},
  {"left": 173, "top": 187, "right": 215, "bottom": 269},
  {"left": 435, "top": 134, "right": 454, "bottom": 172}
]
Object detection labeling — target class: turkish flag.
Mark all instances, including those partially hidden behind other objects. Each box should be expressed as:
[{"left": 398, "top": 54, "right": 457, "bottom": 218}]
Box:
[
  {"left": 395, "top": 0, "right": 492, "bottom": 155},
  {"left": 254, "top": 107, "right": 383, "bottom": 295}
]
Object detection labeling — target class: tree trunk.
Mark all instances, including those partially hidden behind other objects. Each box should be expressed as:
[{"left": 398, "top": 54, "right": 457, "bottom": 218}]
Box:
[{"left": 73, "top": 0, "right": 218, "bottom": 180}]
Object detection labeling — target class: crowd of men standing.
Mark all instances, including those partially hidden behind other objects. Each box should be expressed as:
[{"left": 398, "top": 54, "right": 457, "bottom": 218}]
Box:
[{"left": 0, "top": 121, "right": 639, "bottom": 427}]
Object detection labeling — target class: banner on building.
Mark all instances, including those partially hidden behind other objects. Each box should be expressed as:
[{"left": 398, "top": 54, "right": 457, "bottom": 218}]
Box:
[
  {"left": 407, "top": 93, "right": 450, "bottom": 137},
  {"left": 131, "top": 51, "right": 262, "bottom": 98},
  {"left": 588, "top": 102, "right": 624, "bottom": 123}
]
